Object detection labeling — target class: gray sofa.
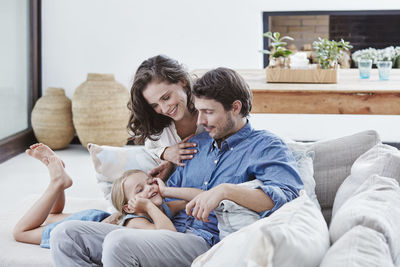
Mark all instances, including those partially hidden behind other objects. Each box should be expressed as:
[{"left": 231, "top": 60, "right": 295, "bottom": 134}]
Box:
[{"left": 0, "top": 130, "right": 388, "bottom": 266}]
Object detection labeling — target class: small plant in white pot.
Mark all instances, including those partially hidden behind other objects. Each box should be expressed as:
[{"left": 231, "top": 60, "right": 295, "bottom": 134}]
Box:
[{"left": 260, "top": 31, "right": 293, "bottom": 68}]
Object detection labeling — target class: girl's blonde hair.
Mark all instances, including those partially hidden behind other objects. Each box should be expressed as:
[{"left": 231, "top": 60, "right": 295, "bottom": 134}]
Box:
[{"left": 111, "top": 169, "right": 146, "bottom": 218}]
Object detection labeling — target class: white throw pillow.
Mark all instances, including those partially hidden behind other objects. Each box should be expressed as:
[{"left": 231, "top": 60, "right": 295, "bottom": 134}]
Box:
[
  {"left": 215, "top": 149, "right": 318, "bottom": 240},
  {"left": 320, "top": 225, "right": 394, "bottom": 267},
  {"left": 289, "top": 148, "right": 320, "bottom": 209},
  {"left": 194, "top": 191, "right": 329, "bottom": 267},
  {"left": 330, "top": 175, "right": 400, "bottom": 266},
  {"left": 284, "top": 139, "right": 320, "bottom": 209},
  {"left": 215, "top": 180, "right": 263, "bottom": 240},
  {"left": 332, "top": 144, "right": 400, "bottom": 218},
  {"left": 87, "top": 143, "right": 159, "bottom": 210}
]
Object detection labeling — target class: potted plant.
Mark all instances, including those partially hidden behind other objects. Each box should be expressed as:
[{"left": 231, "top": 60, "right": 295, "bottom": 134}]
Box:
[
  {"left": 260, "top": 31, "right": 293, "bottom": 68},
  {"left": 312, "top": 38, "right": 353, "bottom": 69},
  {"left": 351, "top": 48, "right": 378, "bottom": 66}
]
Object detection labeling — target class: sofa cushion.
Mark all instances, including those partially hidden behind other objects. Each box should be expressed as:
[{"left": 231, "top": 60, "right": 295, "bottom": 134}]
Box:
[
  {"left": 332, "top": 144, "right": 400, "bottom": 217},
  {"left": 329, "top": 175, "right": 400, "bottom": 265},
  {"left": 193, "top": 191, "right": 329, "bottom": 267},
  {"left": 87, "top": 143, "right": 158, "bottom": 211},
  {"left": 320, "top": 225, "right": 394, "bottom": 267},
  {"left": 215, "top": 148, "right": 317, "bottom": 239},
  {"left": 308, "top": 130, "right": 380, "bottom": 223}
]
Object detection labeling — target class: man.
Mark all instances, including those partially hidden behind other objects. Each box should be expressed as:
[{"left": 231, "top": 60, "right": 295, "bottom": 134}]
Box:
[{"left": 50, "top": 68, "right": 303, "bottom": 266}]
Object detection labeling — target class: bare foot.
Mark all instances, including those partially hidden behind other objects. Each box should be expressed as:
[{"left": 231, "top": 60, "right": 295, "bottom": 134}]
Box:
[
  {"left": 26, "top": 143, "right": 65, "bottom": 167},
  {"left": 47, "top": 156, "right": 72, "bottom": 190}
]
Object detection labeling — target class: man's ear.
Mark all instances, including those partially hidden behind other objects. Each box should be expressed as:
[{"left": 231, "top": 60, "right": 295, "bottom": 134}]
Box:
[
  {"left": 123, "top": 204, "right": 132, "bottom": 214},
  {"left": 231, "top": 100, "right": 242, "bottom": 115}
]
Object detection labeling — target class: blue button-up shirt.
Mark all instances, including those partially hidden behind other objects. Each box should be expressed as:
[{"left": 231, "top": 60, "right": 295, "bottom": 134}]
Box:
[{"left": 166, "top": 122, "right": 303, "bottom": 246}]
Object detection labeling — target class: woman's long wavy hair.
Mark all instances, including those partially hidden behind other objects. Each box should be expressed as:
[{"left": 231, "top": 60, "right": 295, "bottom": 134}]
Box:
[{"left": 127, "top": 55, "right": 195, "bottom": 144}]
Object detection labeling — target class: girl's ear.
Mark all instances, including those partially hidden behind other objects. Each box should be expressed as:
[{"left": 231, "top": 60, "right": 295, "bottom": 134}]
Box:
[{"left": 123, "top": 204, "right": 132, "bottom": 214}]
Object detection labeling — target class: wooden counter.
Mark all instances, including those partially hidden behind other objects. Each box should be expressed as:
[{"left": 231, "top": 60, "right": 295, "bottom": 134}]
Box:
[{"left": 191, "top": 69, "right": 400, "bottom": 115}]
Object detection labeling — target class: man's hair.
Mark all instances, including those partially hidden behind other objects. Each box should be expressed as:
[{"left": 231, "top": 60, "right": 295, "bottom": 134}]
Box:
[{"left": 192, "top": 68, "right": 252, "bottom": 117}]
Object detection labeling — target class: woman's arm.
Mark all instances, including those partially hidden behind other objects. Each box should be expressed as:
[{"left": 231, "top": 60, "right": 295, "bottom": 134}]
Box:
[{"left": 126, "top": 198, "right": 176, "bottom": 231}]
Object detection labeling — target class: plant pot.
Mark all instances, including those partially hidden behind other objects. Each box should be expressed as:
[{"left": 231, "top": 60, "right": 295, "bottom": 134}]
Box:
[
  {"left": 72, "top": 73, "right": 130, "bottom": 147},
  {"left": 31, "top": 87, "right": 75, "bottom": 149}
]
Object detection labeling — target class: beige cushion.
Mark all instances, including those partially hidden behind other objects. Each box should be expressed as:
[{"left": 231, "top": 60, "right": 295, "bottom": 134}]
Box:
[
  {"left": 193, "top": 191, "right": 329, "bottom": 267},
  {"left": 330, "top": 175, "right": 400, "bottom": 265},
  {"left": 320, "top": 225, "right": 394, "bottom": 267}
]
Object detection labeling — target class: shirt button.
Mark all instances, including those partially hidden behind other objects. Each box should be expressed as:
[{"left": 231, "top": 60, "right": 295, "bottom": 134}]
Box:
[
  {"left": 204, "top": 181, "right": 208, "bottom": 185},
  {"left": 214, "top": 159, "right": 218, "bottom": 164}
]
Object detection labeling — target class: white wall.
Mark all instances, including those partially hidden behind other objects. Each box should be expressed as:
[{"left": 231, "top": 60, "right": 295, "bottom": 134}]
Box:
[{"left": 42, "top": 0, "right": 400, "bottom": 142}]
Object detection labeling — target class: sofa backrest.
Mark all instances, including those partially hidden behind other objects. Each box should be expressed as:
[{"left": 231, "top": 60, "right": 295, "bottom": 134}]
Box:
[{"left": 309, "top": 130, "right": 381, "bottom": 225}]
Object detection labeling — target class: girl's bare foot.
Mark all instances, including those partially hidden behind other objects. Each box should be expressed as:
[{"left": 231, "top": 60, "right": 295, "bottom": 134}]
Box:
[
  {"left": 26, "top": 143, "right": 65, "bottom": 167},
  {"left": 47, "top": 156, "right": 72, "bottom": 190}
]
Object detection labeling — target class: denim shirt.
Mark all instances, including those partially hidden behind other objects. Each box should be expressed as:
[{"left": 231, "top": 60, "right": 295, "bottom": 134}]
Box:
[{"left": 166, "top": 122, "right": 304, "bottom": 246}]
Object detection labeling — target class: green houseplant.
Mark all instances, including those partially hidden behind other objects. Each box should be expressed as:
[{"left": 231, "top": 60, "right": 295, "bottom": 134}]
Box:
[
  {"left": 312, "top": 38, "right": 352, "bottom": 69},
  {"left": 261, "top": 31, "right": 293, "bottom": 68}
]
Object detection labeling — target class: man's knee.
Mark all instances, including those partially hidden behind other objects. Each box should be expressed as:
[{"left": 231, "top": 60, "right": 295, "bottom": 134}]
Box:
[
  {"left": 50, "top": 220, "right": 82, "bottom": 249},
  {"left": 102, "top": 229, "right": 140, "bottom": 266}
]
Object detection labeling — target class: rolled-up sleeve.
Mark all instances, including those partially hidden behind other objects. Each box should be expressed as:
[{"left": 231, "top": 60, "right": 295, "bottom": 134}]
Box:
[{"left": 251, "top": 139, "right": 304, "bottom": 217}]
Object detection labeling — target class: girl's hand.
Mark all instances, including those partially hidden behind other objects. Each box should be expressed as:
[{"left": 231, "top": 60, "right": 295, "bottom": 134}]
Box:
[
  {"left": 127, "top": 197, "right": 152, "bottom": 214},
  {"left": 148, "top": 161, "right": 174, "bottom": 181},
  {"left": 162, "top": 135, "right": 197, "bottom": 166},
  {"left": 153, "top": 178, "right": 167, "bottom": 197}
]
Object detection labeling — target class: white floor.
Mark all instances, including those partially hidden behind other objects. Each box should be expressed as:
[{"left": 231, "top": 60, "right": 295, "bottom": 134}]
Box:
[{"left": 0, "top": 144, "right": 103, "bottom": 217}]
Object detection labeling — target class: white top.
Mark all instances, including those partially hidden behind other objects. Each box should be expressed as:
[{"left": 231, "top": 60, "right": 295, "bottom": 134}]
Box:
[{"left": 144, "top": 122, "right": 204, "bottom": 164}]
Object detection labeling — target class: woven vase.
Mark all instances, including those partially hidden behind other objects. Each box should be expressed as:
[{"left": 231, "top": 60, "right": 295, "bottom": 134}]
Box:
[
  {"left": 72, "top": 73, "right": 130, "bottom": 147},
  {"left": 31, "top": 87, "right": 75, "bottom": 149}
]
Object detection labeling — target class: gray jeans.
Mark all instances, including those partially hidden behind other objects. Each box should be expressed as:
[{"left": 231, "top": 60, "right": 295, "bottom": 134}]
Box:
[{"left": 49, "top": 220, "right": 211, "bottom": 267}]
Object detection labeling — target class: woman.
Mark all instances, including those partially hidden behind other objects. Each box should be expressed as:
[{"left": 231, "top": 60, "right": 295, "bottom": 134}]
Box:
[{"left": 128, "top": 55, "right": 202, "bottom": 179}]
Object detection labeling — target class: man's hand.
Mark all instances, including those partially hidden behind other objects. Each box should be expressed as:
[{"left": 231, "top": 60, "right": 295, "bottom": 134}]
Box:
[
  {"left": 185, "top": 185, "right": 226, "bottom": 222},
  {"left": 148, "top": 161, "right": 174, "bottom": 181}
]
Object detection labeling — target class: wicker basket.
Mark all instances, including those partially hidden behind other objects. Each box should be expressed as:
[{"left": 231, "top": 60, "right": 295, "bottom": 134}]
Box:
[
  {"left": 31, "top": 87, "right": 75, "bottom": 149},
  {"left": 72, "top": 73, "right": 130, "bottom": 147}
]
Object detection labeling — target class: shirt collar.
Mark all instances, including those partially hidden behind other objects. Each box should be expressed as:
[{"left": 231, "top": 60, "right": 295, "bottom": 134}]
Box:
[{"left": 211, "top": 121, "right": 253, "bottom": 151}]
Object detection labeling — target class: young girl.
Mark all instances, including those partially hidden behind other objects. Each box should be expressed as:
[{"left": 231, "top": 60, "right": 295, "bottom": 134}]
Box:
[
  {"left": 110, "top": 169, "right": 189, "bottom": 229},
  {"left": 13, "top": 143, "right": 202, "bottom": 248}
]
